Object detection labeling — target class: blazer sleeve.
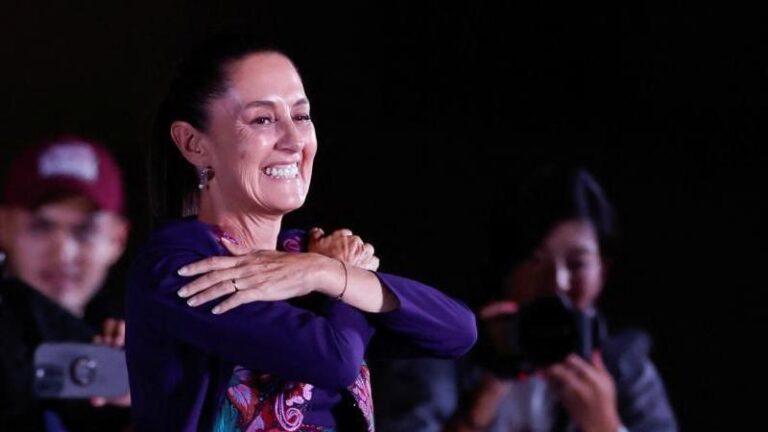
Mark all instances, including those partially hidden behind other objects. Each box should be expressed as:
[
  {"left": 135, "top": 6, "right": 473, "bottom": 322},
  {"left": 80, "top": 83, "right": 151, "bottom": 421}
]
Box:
[
  {"left": 367, "top": 272, "right": 477, "bottom": 359},
  {"left": 129, "top": 222, "right": 375, "bottom": 390}
]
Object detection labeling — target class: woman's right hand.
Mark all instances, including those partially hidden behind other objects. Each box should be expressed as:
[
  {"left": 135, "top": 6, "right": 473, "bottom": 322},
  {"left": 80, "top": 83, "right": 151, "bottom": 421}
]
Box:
[
  {"left": 176, "top": 251, "right": 341, "bottom": 314},
  {"left": 307, "top": 227, "right": 380, "bottom": 271}
]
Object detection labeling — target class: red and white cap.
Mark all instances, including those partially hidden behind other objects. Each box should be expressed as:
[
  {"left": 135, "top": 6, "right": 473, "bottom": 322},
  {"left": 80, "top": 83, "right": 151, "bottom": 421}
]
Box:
[{"left": 2, "top": 137, "right": 124, "bottom": 213}]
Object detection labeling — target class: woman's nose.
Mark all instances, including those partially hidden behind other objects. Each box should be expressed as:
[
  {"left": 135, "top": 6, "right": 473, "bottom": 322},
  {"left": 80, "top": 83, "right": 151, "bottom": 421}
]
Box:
[{"left": 275, "top": 120, "right": 305, "bottom": 153}]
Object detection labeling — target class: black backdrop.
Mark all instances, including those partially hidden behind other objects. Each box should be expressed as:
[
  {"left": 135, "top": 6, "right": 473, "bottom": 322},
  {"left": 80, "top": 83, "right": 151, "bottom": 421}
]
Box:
[{"left": 2, "top": 3, "right": 764, "bottom": 429}]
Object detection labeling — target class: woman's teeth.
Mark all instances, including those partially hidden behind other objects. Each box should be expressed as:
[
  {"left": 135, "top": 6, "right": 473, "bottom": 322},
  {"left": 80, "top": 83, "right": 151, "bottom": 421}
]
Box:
[{"left": 264, "top": 163, "right": 299, "bottom": 179}]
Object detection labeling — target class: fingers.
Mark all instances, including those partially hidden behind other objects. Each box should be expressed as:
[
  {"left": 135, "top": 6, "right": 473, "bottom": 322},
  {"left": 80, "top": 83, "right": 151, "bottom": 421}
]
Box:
[
  {"left": 479, "top": 301, "right": 519, "bottom": 319},
  {"left": 177, "top": 264, "right": 253, "bottom": 297},
  {"left": 546, "top": 360, "right": 591, "bottom": 402},
  {"left": 177, "top": 255, "right": 241, "bottom": 277},
  {"left": 334, "top": 228, "right": 354, "bottom": 237},
  {"left": 94, "top": 318, "right": 126, "bottom": 348},
  {"left": 564, "top": 354, "right": 602, "bottom": 384},
  {"left": 185, "top": 278, "right": 238, "bottom": 306},
  {"left": 309, "top": 227, "right": 325, "bottom": 240},
  {"left": 91, "top": 393, "right": 131, "bottom": 408},
  {"left": 592, "top": 350, "right": 607, "bottom": 371},
  {"left": 212, "top": 288, "right": 262, "bottom": 315},
  {"left": 546, "top": 354, "right": 606, "bottom": 400},
  {"left": 360, "top": 243, "right": 375, "bottom": 260},
  {"left": 365, "top": 256, "right": 380, "bottom": 271}
]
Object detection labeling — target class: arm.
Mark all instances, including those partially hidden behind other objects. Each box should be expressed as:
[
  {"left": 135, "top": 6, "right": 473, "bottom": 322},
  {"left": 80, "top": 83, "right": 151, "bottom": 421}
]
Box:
[
  {"left": 176, "top": 256, "right": 476, "bottom": 359},
  {"left": 131, "top": 240, "right": 374, "bottom": 389},
  {"left": 175, "top": 225, "right": 475, "bottom": 359},
  {"left": 367, "top": 272, "right": 477, "bottom": 359}
]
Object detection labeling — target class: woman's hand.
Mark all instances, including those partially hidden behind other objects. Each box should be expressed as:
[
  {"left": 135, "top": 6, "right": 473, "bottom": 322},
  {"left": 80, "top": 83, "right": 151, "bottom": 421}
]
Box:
[
  {"left": 177, "top": 251, "right": 339, "bottom": 314},
  {"left": 307, "top": 227, "right": 380, "bottom": 271},
  {"left": 544, "top": 352, "right": 622, "bottom": 432}
]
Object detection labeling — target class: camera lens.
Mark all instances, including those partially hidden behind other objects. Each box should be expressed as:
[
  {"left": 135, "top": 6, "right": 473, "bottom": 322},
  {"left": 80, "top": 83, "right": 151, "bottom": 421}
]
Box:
[{"left": 70, "top": 356, "right": 98, "bottom": 386}]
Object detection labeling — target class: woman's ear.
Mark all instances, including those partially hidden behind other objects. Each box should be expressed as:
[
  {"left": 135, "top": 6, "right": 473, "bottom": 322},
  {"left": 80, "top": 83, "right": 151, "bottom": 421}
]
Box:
[{"left": 170, "top": 121, "right": 209, "bottom": 167}]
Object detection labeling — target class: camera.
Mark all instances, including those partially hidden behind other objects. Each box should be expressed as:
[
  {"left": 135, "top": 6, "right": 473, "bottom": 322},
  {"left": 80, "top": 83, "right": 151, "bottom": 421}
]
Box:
[
  {"left": 33, "top": 342, "right": 129, "bottom": 399},
  {"left": 486, "top": 294, "right": 606, "bottom": 378}
]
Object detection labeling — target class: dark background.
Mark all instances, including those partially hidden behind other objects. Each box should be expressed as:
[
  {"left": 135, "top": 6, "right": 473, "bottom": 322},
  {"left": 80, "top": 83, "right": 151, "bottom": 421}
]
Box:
[{"left": 2, "top": 2, "right": 764, "bottom": 429}]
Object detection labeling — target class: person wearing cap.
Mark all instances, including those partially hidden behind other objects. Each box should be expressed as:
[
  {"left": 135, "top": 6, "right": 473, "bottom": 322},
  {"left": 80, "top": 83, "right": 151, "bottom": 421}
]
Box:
[{"left": 0, "top": 137, "right": 131, "bottom": 430}]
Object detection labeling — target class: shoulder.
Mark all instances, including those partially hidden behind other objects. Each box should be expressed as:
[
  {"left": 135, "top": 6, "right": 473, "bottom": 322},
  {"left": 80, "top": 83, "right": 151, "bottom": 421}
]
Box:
[
  {"left": 0, "top": 278, "right": 94, "bottom": 341},
  {"left": 144, "top": 218, "right": 224, "bottom": 255},
  {"left": 603, "top": 328, "right": 651, "bottom": 359},
  {"left": 602, "top": 328, "right": 654, "bottom": 382},
  {"left": 129, "top": 218, "right": 226, "bottom": 286}
]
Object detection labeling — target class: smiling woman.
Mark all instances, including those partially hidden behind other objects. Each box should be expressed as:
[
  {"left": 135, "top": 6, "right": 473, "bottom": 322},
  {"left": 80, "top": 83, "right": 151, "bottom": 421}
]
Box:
[{"left": 125, "top": 35, "right": 477, "bottom": 431}]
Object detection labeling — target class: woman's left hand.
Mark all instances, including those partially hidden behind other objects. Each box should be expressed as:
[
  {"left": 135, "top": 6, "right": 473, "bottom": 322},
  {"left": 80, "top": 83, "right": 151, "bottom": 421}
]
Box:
[
  {"left": 544, "top": 351, "right": 622, "bottom": 432},
  {"left": 307, "top": 227, "right": 380, "bottom": 271},
  {"left": 176, "top": 251, "right": 337, "bottom": 314}
]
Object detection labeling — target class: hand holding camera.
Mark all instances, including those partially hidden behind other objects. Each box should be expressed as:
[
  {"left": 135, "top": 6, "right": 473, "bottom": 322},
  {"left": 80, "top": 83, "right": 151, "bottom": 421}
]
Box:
[
  {"left": 480, "top": 293, "right": 605, "bottom": 378},
  {"left": 478, "top": 294, "right": 620, "bottom": 431}
]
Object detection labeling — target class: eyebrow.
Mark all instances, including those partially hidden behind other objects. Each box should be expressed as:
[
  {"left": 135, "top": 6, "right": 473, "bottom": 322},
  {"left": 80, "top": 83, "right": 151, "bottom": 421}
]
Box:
[
  {"left": 243, "top": 98, "right": 309, "bottom": 109},
  {"left": 569, "top": 246, "right": 598, "bottom": 255},
  {"left": 32, "top": 212, "right": 98, "bottom": 227}
]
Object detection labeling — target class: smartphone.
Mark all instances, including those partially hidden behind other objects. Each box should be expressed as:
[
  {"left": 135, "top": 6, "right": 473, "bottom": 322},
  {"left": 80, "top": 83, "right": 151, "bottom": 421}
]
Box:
[{"left": 33, "top": 342, "right": 129, "bottom": 399}]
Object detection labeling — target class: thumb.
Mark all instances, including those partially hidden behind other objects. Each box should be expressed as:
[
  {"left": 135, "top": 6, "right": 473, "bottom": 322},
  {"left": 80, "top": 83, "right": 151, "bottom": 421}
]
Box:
[
  {"left": 309, "top": 227, "right": 325, "bottom": 240},
  {"left": 592, "top": 350, "right": 606, "bottom": 370}
]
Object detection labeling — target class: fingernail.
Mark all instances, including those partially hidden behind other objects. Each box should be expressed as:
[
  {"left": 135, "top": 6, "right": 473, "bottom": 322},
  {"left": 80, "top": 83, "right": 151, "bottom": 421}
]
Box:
[
  {"left": 187, "top": 298, "right": 197, "bottom": 306},
  {"left": 177, "top": 267, "right": 189, "bottom": 276},
  {"left": 212, "top": 306, "right": 221, "bottom": 314},
  {"left": 177, "top": 288, "right": 188, "bottom": 297}
]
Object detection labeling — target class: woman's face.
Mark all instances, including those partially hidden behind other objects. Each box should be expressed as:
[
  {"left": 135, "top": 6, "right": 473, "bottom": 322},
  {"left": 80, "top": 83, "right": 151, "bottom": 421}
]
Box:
[
  {"left": 202, "top": 52, "right": 317, "bottom": 216},
  {"left": 505, "top": 219, "right": 605, "bottom": 311}
]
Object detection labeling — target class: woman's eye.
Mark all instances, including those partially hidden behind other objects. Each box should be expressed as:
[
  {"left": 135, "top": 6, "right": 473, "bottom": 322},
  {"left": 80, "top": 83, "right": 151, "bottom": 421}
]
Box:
[
  {"left": 293, "top": 113, "right": 312, "bottom": 122},
  {"left": 252, "top": 116, "right": 275, "bottom": 125}
]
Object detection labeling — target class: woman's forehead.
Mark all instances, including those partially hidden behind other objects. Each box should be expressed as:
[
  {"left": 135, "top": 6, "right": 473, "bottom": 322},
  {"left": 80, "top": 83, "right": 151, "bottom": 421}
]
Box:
[{"left": 225, "top": 52, "right": 306, "bottom": 101}]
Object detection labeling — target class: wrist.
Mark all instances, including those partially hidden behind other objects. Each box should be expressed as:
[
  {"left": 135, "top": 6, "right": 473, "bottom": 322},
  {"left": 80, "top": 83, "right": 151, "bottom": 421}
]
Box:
[
  {"left": 315, "top": 254, "right": 346, "bottom": 298},
  {"left": 585, "top": 416, "right": 623, "bottom": 432}
]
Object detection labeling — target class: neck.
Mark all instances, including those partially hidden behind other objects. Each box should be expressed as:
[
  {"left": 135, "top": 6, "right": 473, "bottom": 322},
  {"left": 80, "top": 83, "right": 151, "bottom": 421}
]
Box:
[{"left": 197, "top": 192, "right": 282, "bottom": 253}]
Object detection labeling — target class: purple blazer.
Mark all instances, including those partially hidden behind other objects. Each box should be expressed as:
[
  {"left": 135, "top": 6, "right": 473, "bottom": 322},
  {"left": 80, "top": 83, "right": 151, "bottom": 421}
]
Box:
[{"left": 125, "top": 218, "right": 476, "bottom": 431}]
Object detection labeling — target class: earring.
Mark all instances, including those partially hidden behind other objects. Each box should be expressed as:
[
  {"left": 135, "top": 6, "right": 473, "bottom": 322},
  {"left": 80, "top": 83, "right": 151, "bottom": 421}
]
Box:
[{"left": 198, "top": 167, "right": 214, "bottom": 190}]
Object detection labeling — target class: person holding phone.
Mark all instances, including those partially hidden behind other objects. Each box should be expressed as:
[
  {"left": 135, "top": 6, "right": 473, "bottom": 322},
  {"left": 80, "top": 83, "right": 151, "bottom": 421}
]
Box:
[{"left": 0, "top": 137, "right": 131, "bottom": 430}]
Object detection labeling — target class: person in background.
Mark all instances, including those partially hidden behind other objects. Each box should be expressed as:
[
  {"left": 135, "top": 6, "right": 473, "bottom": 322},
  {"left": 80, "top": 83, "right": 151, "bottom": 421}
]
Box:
[
  {"left": 0, "top": 137, "right": 131, "bottom": 431},
  {"left": 373, "top": 166, "right": 677, "bottom": 432}
]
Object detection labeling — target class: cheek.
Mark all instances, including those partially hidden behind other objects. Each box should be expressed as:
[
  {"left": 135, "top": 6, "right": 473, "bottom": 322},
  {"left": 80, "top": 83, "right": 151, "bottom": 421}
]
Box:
[
  {"left": 77, "top": 242, "right": 113, "bottom": 274},
  {"left": 236, "top": 161, "right": 264, "bottom": 198},
  {"left": 572, "top": 268, "right": 603, "bottom": 300},
  {"left": 11, "top": 234, "right": 48, "bottom": 267}
]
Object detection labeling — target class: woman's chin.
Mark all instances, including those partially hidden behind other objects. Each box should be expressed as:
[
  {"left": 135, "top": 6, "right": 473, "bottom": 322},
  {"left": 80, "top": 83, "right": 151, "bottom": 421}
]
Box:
[{"left": 262, "top": 194, "right": 307, "bottom": 215}]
